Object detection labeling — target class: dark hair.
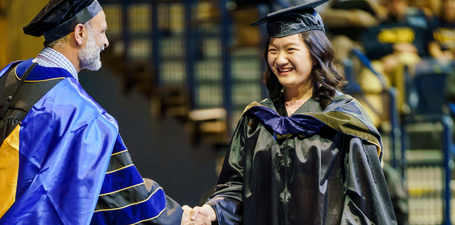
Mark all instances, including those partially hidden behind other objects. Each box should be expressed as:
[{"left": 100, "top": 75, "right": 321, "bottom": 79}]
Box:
[{"left": 262, "top": 29, "right": 346, "bottom": 109}]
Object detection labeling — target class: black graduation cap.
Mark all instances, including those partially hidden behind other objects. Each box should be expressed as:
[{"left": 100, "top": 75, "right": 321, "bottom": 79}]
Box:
[
  {"left": 23, "top": 0, "right": 102, "bottom": 44},
  {"left": 251, "top": 0, "right": 330, "bottom": 38}
]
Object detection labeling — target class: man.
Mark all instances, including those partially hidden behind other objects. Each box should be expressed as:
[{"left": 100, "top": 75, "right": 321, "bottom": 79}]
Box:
[
  {"left": 359, "top": 0, "right": 434, "bottom": 122},
  {"left": 0, "top": 0, "right": 183, "bottom": 224}
]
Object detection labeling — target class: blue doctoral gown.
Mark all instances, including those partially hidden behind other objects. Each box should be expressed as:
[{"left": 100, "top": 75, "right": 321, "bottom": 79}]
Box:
[{"left": 0, "top": 59, "right": 182, "bottom": 225}]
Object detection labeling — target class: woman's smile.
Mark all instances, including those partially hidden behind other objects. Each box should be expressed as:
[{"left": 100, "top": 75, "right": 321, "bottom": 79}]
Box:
[
  {"left": 277, "top": 67, "right": 294, "bottom": 75},
  {"left": 268, "top": 34, "right": 314, "bottom": 90}
]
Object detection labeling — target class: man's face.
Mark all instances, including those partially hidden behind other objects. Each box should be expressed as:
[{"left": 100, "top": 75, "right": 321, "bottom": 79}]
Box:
[
  {"left": 79, "top": 10, "right": 109, "bottom": 71},
  {"left": 386, "top": 0, "right": 408, "bottom": 18}
]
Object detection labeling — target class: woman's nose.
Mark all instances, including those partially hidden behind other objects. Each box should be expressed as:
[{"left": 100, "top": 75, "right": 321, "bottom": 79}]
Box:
[{"left": 275, "top": 52, "right": 288, "bottom": 66}]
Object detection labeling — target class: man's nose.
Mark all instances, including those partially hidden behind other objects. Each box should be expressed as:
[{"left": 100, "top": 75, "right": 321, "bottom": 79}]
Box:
[{"left": 104, "top": 36, "right": 109, "bottom": 49}]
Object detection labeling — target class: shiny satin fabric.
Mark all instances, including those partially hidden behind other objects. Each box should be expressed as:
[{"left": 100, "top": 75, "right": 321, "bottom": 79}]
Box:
[
  {"left": 0, "top": 125, "right": 20, "bottom": 218},
  {"left": 266, "top": 12, "right": 325, "bottom": 38},
  {"left": 246, "top": 105, "right": 325, "bottom": 136},
  {"left": 206, "top": 95, "right": 396, "bottom": 225},
  {"left": 23, "top": 0, "right": 96, "bottom": 38},
  {"left": 43, "top": 1, "right": 102, "bottom": 43},
  {"left": 92, "top": 136, "right": 182, "bottom": 225},
  {"left": 250, "top": 0, "right": 328, "bottom": 38},
  {"left": 0, "top": 60, "right": 68, "bottom": 145},
  {"left": 0, "top": 62, "right": 182, "bottom": 225},
  {"left": 0, "top": 77, "right": 118, "bottom": 225}
]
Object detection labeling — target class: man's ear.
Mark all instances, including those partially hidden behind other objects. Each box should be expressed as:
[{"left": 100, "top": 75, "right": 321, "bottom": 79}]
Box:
[{"left": 74, "top": 24, "right": 86, "bottom": 46}]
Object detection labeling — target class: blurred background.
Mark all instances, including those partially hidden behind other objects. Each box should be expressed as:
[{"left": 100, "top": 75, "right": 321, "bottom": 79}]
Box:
[{"left": 1, "top": 0, "right": 455, "bottom": 224}]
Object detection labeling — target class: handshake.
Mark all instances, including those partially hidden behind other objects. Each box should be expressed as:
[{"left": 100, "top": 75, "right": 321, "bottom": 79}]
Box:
[{"left": 181, "top": 204, "right": 217, "bottom": 225}]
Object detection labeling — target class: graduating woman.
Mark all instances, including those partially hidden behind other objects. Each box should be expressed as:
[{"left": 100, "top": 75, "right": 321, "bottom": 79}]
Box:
[{"left": 182, "top": 0, "right": 397, "bottom": 224}]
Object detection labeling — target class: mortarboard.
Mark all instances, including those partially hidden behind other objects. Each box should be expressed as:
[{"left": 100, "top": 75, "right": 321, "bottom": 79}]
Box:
[
  {"left": 251, "top": 0, "right": 330, "bottom": 38},
  {"left": 23, "top": 0, "right": 102, "bottom": 44}
]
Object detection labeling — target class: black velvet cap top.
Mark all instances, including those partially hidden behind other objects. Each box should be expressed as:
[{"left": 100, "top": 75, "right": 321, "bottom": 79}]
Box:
[
  {"left": 23, "top": 0, "right": 102, "bottom": 43},
  {"left": 251, "top": 0, "right": 330, "bottom": 38}
]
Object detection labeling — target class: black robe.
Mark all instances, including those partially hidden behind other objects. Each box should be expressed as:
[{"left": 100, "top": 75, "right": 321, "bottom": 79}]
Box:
[{"left": 206, "top": 93, "right": 397, "bottom": 224}]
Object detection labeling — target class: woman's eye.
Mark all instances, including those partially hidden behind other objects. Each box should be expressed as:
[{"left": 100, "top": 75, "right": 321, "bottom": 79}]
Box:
[{"left": 269, "top": 49, "right": 277, "bottom": 52}]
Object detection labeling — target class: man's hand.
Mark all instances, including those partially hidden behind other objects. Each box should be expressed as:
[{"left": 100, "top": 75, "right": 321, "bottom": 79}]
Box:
[
  {"left": 143, "top": 178, "right": 153, "bottom": 192},
  {"left": 393, "top": 43, "right": 418, "bottom": 54},
  {"left": 181, "top": 205, "right": 216, "bottom": 225}
]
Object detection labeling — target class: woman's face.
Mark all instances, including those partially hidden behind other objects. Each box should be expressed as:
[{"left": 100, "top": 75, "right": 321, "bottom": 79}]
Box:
[{"left": 267, "top": 34, "right": 314, "bottom": 91}]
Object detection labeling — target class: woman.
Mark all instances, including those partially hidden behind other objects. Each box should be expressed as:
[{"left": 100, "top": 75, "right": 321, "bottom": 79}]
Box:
[{"left": 182, "top": 0, "right": 397, "bottom": 224}]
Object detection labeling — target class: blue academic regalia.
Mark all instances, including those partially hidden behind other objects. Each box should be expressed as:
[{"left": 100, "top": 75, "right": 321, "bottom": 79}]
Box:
[{"left": 0, "top": 59, "right": 182, "bottom": 225}]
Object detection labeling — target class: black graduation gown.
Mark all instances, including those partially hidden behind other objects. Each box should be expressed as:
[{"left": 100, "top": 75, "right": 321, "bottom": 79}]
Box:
[{"left": 206, "top": 94, "right": 397, "bottom": 224}]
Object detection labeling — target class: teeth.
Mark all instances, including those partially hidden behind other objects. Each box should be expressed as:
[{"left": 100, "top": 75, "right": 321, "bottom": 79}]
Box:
[{"left": 279, "top": 68, "right": 293, "bottom": 72}]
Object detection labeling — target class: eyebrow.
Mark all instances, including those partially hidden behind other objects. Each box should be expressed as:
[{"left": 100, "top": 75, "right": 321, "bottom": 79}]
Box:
[{"left": 269, "top": 42, "right": 301, "bottom": 47}]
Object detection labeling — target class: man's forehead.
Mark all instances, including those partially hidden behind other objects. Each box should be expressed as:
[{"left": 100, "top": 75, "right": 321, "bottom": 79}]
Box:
[{"left": 90, "top": 10, "right": 107, "bottom": 28}]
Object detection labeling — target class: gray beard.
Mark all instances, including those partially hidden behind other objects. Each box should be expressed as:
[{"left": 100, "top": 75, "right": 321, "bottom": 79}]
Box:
[{"left": 78, "top": 31, "right": 102, "bottom": 71}]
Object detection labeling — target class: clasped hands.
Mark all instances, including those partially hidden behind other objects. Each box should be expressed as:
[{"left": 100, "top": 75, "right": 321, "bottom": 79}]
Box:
[{"left": 181, "top": 204, "right": 216, "bottom": 225}]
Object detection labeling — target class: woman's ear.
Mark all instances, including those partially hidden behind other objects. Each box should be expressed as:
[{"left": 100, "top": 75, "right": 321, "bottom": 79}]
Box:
[{"left": 73, "top": 24, "right": 85, "bottom": 46}]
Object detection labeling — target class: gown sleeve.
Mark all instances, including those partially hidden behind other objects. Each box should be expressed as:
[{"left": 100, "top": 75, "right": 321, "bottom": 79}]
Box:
[
  {"left": 141, "top": 180, "right": 183, "bottom": 225},
  {"left": 341, "top": 138, "right": 397, "bottom": 224},
  {"left": 91, "top": 135, "right": 183, "bottom": 225},
  {"left": 205, "top": 117, "right": 249, "bottom": 224}
]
